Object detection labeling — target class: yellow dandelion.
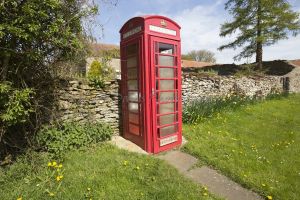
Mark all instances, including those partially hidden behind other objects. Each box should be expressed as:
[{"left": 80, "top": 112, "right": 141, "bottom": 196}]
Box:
[
  {"left": 17, "top": 197, "right": 22, "bottom": 200},
  {"left": 87, "top": 188, "right": 91, "bottom": 191},
  {"left": 47, "top": 162, "right": 52, "bottom": 167},
  {"left": 136, "top": 166, "right": 140, "bottom": 170},
  {"left": 204, "top": 187, "right": 207, "bottom": 190},
  {"left": 58, "top": 164, "right": 63, "bottom": 168},
  {"left": 267, "top": 195, "right": 272, "bottom": 200},
  {"left": 52, "top": 161, "right": 57, "bottom": 167},
  {"left": 56, "top": 175, "right": 63, "bottom": 181},
  {"left": 203, "top": 192, "right": 208, "bottom": 196}
]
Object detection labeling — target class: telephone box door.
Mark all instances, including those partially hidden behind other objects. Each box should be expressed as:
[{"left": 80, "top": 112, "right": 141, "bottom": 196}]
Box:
[
  {"left": 121, "top": 38, "right": 145, "bottom": 148},
  {"left": 150, "top": 36, "right": 182, "bottom": 153}
]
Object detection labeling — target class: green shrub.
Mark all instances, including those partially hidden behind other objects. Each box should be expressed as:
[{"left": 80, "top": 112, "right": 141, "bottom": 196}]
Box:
[
  {"left": 87, "top": 56, "right": 116, "bottom": 89},
  {"left": 0, "top": 82, "right": 34, "bottom": 142},
  {"left": 35, "top": 122, "right": 113, "bottom": 158}
]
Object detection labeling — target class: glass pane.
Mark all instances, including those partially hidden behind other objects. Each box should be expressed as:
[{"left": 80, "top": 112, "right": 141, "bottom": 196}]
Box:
[
  {"left": 127, "top": 68, "right": 137, "bottom": 79},
  {"left": 128, "top": 91, "right": 138, "bottom": 102},
  {"left": 129, "top": 124, "right": 139, "bottom": 135},
  {"left": 159, "top": 55, "right": 174, "bottom": 66},
  {"left": 127, "top": 56, "right": 137, "bottom": 68},
  {"left": 128, "top": 103, "right": 139, "bottom": 113},
  {"left": 160, "top": 80, "right": 175, "bottom": 90},
  {"left": 159, "top": 68, "right": 175, "bottom": 78},
  {"left": 127, "top": 80, "right": 138, "bottom": 90},
  {"left": 129, "top": 113, "right": 139, "bottom": 124},
  {"left": 158, "top": 114, "right": 176, "bottom": 126},
  {"left": 159, "top": 103, "right": 174, "bottom": 114},
  {"left": 158, "top": 92, "right": 175, "bottom": 102},
  {"left": 159, "top": 124, "right": 178, "bottom": 137},
  {"left": 127, "top": 44, "right": 137, "bottom": 56},
  {"left": 159, "top": 43, "right": 174, "bottom": 54}
]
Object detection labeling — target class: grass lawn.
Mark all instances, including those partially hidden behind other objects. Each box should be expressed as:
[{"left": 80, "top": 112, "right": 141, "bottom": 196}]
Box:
[
  {"left": 0, "top": 144, "right": 219, "bottom": 200},
  {"left": 183, "top": 94, "right": 300, "bottom": 200}
]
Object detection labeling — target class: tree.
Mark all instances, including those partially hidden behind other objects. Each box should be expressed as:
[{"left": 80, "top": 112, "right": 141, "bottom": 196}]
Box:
[
  {"left": 182, "top": 50, "right": 217, "bottom": 63},
  {"left": 0, "top": 0, "right": 100, "bottom": 157},
  {"left": 219, "top": 0, "right": 300, "bottom": 69}
]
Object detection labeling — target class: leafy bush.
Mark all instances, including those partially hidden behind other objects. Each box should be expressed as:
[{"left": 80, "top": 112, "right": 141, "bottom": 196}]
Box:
[
  {"left": 183, "top": 94, "right": 255, "bottom": 124},
  {"left": 35, "top": 122, "right": 113, "bottom": 158},
  {"left": 87, "top": 60, "right": 105, "bottom": 88},
  {"left": 87, "top": 55, "right": 116, "bottom": 88},
  {"left": 0, "top": 82, "right": 34, "bottom": 142}
]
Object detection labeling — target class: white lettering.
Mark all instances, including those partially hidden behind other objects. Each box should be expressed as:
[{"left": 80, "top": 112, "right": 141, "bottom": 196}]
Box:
[
  {"left": 160, "top": 135, "right": 178, "bottom": 146},
  {"left": 123, "top": 26, "right": 142, "bottom": 39},
  {"left": 149, "top": 25, "right": 176, "bottom": 36}
]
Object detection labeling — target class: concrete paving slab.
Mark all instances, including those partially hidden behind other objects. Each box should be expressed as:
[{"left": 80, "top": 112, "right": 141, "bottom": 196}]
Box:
[
  {"left": 109, "top": 136, "right": 148, "bottom": 154},
  {"left": 186, "top": 166, "right": 263, "bottom": 200},
  {"left": 157, "top": 150, "right": 198, "bottom": 173}
]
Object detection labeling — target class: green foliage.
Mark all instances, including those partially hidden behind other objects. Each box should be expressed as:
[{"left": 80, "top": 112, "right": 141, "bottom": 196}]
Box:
[
  {"left": 0, "top": 82, "right": 34, "bottom": 141},
  {"left": 182, "top": 49, "right": 216, "bottom": 63},
  {"left": 87, "top": 52, "right": 116, "bottom": 88},
  {"left": 183, "top": 94, "right": 255, "bottom": 124},
  {"left": 0, "top": 0, "right": 100, "bottom": 156},
  {"left": 0, "top": 0, "right": 99, "bottom": 81},
  {"left": 219, "top": 0, "right": 300, "bottom": 61},
  {"left": 183, "top": 94, "right": 300, "bottom": 200},
  {"left": 0, "top": 144, "right": 219, "bottom": 200},
  {"left": 35, "top": 122, "right": 113, "bottom": 158}
]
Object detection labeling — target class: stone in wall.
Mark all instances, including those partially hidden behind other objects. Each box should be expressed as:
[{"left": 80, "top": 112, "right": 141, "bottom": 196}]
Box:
[
  {"left": 181, "top": 73, "right": 283, "bottom": 104},
  {"left": 56, "top": 79, "right": 120, "bottom": 134}
]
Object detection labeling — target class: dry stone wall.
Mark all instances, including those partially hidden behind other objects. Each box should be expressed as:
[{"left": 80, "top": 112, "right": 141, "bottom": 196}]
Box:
[
  {"left": 56, "top": 71, "right": 293, "bottom": 133},
  {"left": 56, "top": 79, "right": 120, "bottom": 133},
  {"left": 181, "top": 73, "right": 284, "bottom": 103}
]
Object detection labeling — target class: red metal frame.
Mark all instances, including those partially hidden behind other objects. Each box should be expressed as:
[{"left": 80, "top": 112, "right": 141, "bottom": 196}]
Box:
[{"left": 120, "top": 15, "right": 181, "bottom": 154}]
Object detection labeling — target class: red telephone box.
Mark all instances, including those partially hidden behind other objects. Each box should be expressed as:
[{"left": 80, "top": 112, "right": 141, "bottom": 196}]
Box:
[{"left": 119, "top": 15, "right": 182, "bottom": 154}]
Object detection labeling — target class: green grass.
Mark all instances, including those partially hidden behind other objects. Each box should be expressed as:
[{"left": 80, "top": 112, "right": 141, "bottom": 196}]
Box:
[
  {"left": 0, "top": 144, "right": 219, "bottom": 200},
  {"left": 183, "top": 94, "right": 300, "bottom": 200}
]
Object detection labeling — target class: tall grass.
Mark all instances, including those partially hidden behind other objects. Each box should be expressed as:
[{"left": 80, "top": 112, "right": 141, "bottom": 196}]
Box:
[{"left": 183, "top": 92, "right": 289, "bottom": 124}]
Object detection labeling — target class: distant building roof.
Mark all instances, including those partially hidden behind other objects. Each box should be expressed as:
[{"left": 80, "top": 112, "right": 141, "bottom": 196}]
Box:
[
  {"left": 89, "top": 43, "right": 119, "bottom": 56},
  {"left": 290, "top": 59, "right": 300, "bottom": 67},
  {"left": 181, "top": 60, "right": 214, "bottom": 68}
]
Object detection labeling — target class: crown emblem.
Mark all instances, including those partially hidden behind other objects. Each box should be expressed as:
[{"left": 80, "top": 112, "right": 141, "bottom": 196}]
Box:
[{"left": 161, "top": 20, "right": 167, "bottom": 27}]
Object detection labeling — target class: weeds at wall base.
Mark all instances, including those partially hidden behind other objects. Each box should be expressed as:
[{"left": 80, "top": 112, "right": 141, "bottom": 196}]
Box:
[{"left": 183, "top": 92, "right": 289, "bottom": 124}]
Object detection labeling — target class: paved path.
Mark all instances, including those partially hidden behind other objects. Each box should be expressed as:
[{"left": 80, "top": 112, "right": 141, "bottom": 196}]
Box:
[
  {"left": 158, "top": 151, "right": 263, "bottom": 200},
  {"left": 109, "top": 136, "right": 148, "bottom": 154}
]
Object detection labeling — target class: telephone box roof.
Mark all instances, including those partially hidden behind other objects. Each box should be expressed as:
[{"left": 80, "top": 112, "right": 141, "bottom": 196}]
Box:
[{"left": 119, "top": 15, "right": 181, "bottom": 33}]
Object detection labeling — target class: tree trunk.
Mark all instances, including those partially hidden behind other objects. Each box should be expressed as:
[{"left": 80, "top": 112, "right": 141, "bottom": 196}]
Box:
[
  {"left": 256, "top": 42, "right": 263, "bottom": 69},
  {"left": 256, "top": 0, "right": 263, "bottom": 70}
]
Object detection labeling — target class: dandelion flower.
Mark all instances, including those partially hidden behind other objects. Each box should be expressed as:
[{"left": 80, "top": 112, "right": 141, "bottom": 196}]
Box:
[
  {"left": 52, "top": 161, "right": 57, "bottom": 167},
  {"left": 48, "top": 162, "right": 52, "bottom": 167},
  {"left": 267, "top": 195, "right": 272, "bottom": 200},
  {"left": 87, "top": 188, "right": 91, "bottom": 191},
  {"left": 58, "top": 164, "right": 63, "bottom": 168},
  {"left": 17, "top": 197, "right": 22, "bottom": 200},
  {"left": 123, "top": 160, "right": 128, "bottom": 166},
  {"left": 136, "top": 166, "right": 140, "bottom": 170},
  {"left": 203, "top": 192, "right": 208, "bottom": 196},
  {"left": 56, "top": 175, "right": 63, "bottom": 181}
]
